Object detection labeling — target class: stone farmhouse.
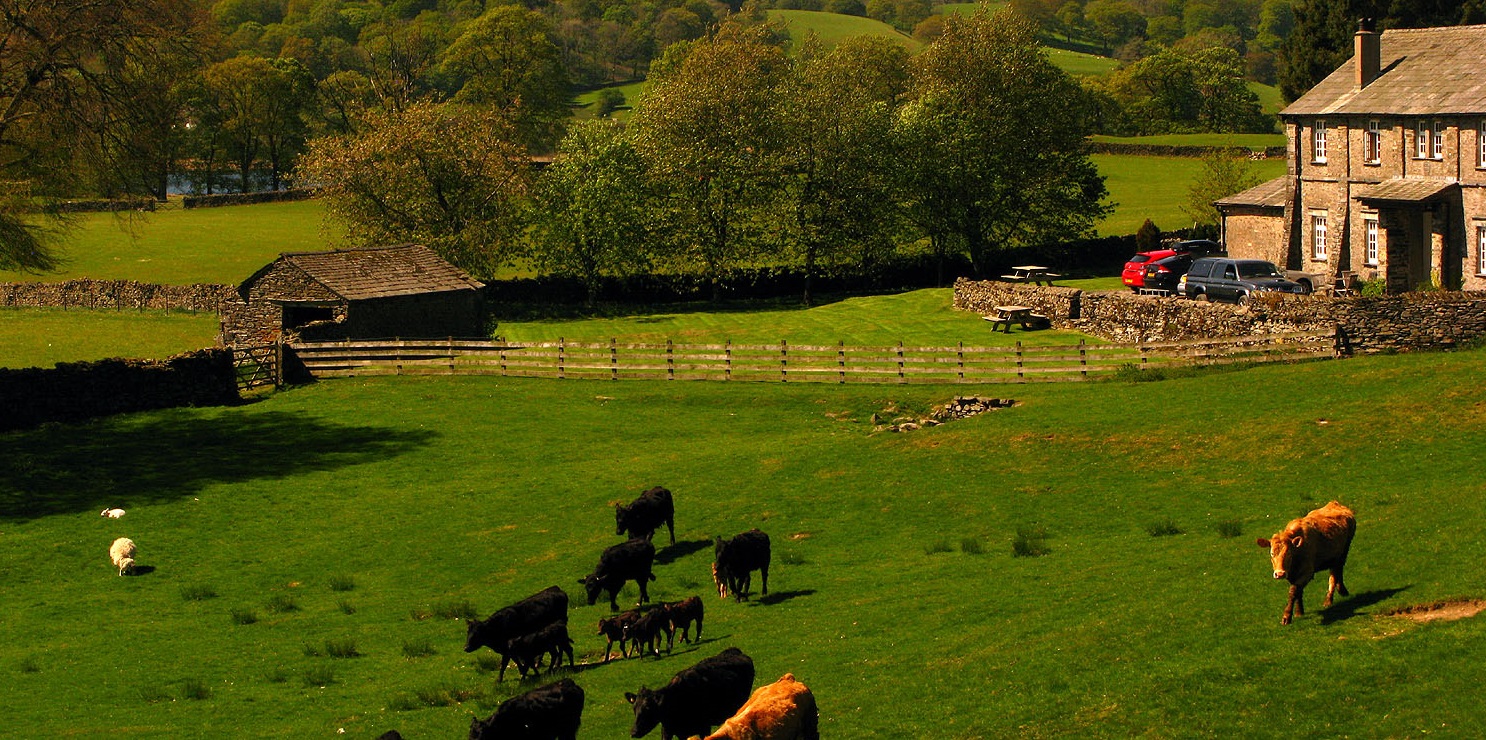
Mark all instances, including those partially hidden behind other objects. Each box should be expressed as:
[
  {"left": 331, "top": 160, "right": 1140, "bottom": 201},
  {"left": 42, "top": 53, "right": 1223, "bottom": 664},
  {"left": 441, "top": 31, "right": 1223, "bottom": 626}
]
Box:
[
  {"left": 221, "top": 244, "right": 486, "bottom": 346},
  {"left": 1217, "top": 20, "right": 1486, "bottom": 293}
]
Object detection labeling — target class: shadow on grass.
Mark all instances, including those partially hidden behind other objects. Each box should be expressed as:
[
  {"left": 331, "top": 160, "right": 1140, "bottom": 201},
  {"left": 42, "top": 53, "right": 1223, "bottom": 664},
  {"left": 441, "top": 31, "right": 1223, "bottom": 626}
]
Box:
[
  {"left": 655, "top": 539, "right": 712, "bottom": 566},
  {"left": 0, "top": 409, "right": 436, "bottom": 520},
  {"left": 1320, "top": 586, "right": 1411, "bottom": 625},
  {"left": 128, "top": 565, "right": 158, "bottom": 577},
  {"left": 753, "top": 589, "right": 816, "bottom": 606}
]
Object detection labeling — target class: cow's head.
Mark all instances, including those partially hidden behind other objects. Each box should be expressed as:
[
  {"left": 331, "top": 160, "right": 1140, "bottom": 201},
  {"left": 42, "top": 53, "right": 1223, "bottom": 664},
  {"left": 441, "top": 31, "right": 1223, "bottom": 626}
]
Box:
[
  {"left": 470, "top": 713, "right": 493, "bottom": 740},
  {"left": 615, "top": 502, "right": 631, "bottom": 536},
  {"left": 625, "top": 686, "right": 664, "bottom": 738},
  {"left": 463, "top": 618, "right": 485, "bottom": 653},
  {"left": 578, "top": 574, "right": 604, "bottom": 606},
  {"left": 1256, "top": 531, "right": 1303, "bottom": 580}
]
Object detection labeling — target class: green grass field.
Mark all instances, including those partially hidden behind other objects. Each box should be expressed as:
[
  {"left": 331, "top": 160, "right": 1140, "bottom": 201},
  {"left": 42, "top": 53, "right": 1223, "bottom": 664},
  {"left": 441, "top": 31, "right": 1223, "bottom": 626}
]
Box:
[
  {"left": 1094, "top": 154, "right": 1287, "bottom": 236},
  {"left": 1091, "top": 133, "right": 1287, "bottom": 148},
  {"left": 0, "top": 308, "right": 220, "bottom": 369},
  {"left": 4, "top": 344, "right": 1485, "bottom": 737},
  {"left": 768, "top": 10, "right": 921, "bottom": 51},
  {"left": 573, "top": 80, "right": 648, "bottom": 123},
  {"left": 0, "top": 200, "right": 341, "bottom": 285},
  {"left": 1250, "top": 80, "right": 1284, "bottom": 117}
]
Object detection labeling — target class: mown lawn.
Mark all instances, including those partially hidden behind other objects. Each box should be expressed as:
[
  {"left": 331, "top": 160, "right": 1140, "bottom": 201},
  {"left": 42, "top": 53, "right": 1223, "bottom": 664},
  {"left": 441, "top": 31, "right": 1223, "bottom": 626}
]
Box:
[
  {"left": 3, "top": 347, "right": 1485, "bottom": 737},
  {"left": 1094, "top": 154, "right": 1287, "bottom": 236},
  {"left": 0, "top": 308, "right": 220, "bottom": 369}
]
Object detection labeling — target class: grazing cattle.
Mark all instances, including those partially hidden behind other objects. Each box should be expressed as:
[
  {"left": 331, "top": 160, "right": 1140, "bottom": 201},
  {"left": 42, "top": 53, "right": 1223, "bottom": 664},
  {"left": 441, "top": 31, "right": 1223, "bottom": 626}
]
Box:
[
  {"left": 508, "top": 621, "right": 576, "bottom": 678},
  {"left": 465, "top": 586, "right": 570, "bottom": 680},
  {"left": 469, "top": 677, "right": 585, "bottom": 740},
  {"left": 626, "top": 647, "right": 755, "bottom": 740},
  {"left": 598, "top": 609, "right": 644, "bottom": 662},
  {"left": 1256, "top": 501, "right": 1357, "bottom": 625},
  {"left": 700, "top": 673, "right": 819, "bottom": 740},
  {"left": 578, "top": 538, "right": 656, "bottom": 611},
  {"left": 616, "top": 486, "right": 676, "bottom": 544},
  {"left": 662, "top": 596, "right": 704, "bottom": 650},
  {"left": 713, "top": 530, "right": 770, "bottom": 602},
  {"left": 625, "top": 608, "right": 673, "bottom": 658}
]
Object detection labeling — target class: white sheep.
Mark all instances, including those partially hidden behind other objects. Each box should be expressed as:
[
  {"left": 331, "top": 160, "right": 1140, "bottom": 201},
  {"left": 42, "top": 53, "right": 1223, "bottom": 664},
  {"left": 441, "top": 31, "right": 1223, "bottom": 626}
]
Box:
[
  {"left": 101, "top": 508, "right": 126, "bottom": 519},
  {"left": 109, "top": 537, "right": 137, "bottom": 576}
]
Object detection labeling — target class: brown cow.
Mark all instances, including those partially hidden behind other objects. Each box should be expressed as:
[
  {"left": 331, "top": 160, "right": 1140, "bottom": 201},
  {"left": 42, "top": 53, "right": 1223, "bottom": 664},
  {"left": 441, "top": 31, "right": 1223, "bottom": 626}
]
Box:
[
  {"left": 1256, "top": 501, "right": 1356, "bottom": 624},
  {"left": 695, "top": 673, "right": 819, "bottom": 740}
]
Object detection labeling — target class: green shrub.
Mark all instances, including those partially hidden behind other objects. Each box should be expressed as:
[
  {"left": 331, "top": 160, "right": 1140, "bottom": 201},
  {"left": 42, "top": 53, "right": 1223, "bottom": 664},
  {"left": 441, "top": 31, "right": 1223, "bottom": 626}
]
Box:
[
  {"left": 338, "top": 599, "right": 356, "bottom": 615},
  {"left": 1359, "top": 278, "right": 1386, "bottom": 297},
  {"left": 328, "top": 575, "right": 356, "bottom": 592},
  {"left": 230, "top": 608, "right": 258, "bottom": 625},
  {"left": 413, "top": 683, "right": 478, "bottom": 707},
  {"left": 264, "top": 668, "right": 288, "bottom": 684},
  {"left": 19, "top": 656, "right": 39, "bottom": 674},
  {"left": 139, "top": 684, "right": 172, "bottom": 703},
  {"left": 325, "top": 638, "right": 360, "bottom": 658},
  {"left": 302, "top": 643, "right": 323, "bottom": 658},
  {"left": 960, "top": 537, "right": 985, "bottom": 555},
  {"left": 474, "top": 653, "right": 504, "bottom": 674},
  {"left": 402, "top": 640, "right": 436, "bottom": 658},
  {"left": 302, "top": 667, "right": 335, "bottom": 688},
  {"left": 180, "top": 584, "right": 218, "bottom": 602},
  {"left": 1215, "top": 519, "right": 1243, "bottom": 538},
  {"left": 1012, "top": 526, "right": 1050, "bottom": 557},
  {"left": 925, "top": 540, "right": 953, "bottom": 555},
  {"left": 266, "top": 594, "right": 299, "bottom": 613},
  {"left": 388, "top": 694, "right": 420, "bottom": 712},
  {"left": 182, "top": 678, "right": 212, "bottom": 700},
  {"left": 1145, "top": 518, "right": 1183, "bottom": 537},
  {"left": 432, "top": 600, "right": 477, "bottom": 620}
]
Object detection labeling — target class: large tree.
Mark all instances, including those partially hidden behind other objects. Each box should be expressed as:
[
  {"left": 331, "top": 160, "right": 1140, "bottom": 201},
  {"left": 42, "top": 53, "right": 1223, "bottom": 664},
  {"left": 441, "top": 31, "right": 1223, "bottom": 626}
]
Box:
[
  {"left": 898, "top": 9, "right": 1110, "bottom": 279},
  {"left": 441, "top": 5, "right": 572, "bottom": 151},
  {"left": 296, "top": 101, "right": 531, "bottom": 278},
  {"left": 628, "top": 23, "right": 792, "bottom": 300},
  {"left": 0, "top": 0, "right": 202, "bottom": 272},
  {"left": 1095, "top": 46, "right": 1271, "bottom": 134}
]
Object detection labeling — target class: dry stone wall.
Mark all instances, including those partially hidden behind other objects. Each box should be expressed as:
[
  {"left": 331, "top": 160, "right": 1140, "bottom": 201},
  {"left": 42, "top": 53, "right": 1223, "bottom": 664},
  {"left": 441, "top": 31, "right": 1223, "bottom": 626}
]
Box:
[
  {"left": 0, "top": 349, "right": 240, "bottom": 431},
  {"left": 954, "top": 278, "right": 1486, "bottom": 353},
  {"left": 1, "top": 280, "right": 233, "bottom": 313}
]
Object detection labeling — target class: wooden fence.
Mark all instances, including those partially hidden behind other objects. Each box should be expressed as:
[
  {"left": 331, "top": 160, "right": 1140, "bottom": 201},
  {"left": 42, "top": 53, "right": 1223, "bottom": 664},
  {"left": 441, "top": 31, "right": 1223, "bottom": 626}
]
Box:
[
  {"left": 232, "top": 343, "right": 281, "bottom": 391},
  {"left": 288, "top": 330, "right": 1337, "bottom": 384}
]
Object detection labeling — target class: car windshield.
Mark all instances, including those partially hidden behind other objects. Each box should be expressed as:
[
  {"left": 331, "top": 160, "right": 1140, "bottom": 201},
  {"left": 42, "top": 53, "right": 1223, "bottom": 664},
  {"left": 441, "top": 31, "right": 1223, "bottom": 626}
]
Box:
[{"left": 1238, "top": 263, "right": 1282, "bottom": 279}]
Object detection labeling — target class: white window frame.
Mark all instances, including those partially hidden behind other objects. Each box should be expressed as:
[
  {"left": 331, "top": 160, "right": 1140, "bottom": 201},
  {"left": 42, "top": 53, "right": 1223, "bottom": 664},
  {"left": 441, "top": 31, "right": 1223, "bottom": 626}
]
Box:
[
  {"left": 1479, "top": 120, "right": 1486, "bottom": 168},
  {"left": 1311, "top": 212, "right": 1328, "bottom": 260},
  {"left": 1416, "top": 120, "right": 1431, "bottom": 159},
  {"left": 1364, "top": 215, "right": 1379, "bottom": 265},
  {"left": 1478, "top": 224, "right": 1486, "bottom": 275},
  {"left": 1366, "top": 120, "right": 1381, "bottom": 164},
  {"left": 1312, "top": 120, "right": 1327, "bottom": 163},
  {"left": 1432, "top": 120, "right": 1444, "bottom": 159}
]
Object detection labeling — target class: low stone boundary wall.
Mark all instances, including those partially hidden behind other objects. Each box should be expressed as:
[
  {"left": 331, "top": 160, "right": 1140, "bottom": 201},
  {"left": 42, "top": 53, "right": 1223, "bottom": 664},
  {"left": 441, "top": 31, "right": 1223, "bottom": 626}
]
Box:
[
  {"left": 0, "top": 349, "right": 241, "bottom": 431},
  {"left": 1, "top": 280, "right": 234, "bottom": 313},
  {"left": 954, "top": 278, "right": 1486, "bottom": 353},
  {"left": 182, "top": 188, "right": 317, "bottom": 209}
]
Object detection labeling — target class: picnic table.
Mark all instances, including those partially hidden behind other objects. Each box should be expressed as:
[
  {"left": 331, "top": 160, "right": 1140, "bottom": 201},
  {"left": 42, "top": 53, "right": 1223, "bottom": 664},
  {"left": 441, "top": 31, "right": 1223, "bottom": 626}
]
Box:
[
  {"left": 984, "top": 305, "right": 1036, "bottom": 333},
  {"left": 999, "top": 265, "right": 1061, "bottom": 286}
]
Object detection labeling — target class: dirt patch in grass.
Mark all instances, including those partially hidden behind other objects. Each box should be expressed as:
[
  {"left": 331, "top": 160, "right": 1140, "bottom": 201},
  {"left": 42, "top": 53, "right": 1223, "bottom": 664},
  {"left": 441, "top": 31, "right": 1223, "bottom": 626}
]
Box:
[{"left": 1385, "top": 599, "right": 1486, "bottom": 623}]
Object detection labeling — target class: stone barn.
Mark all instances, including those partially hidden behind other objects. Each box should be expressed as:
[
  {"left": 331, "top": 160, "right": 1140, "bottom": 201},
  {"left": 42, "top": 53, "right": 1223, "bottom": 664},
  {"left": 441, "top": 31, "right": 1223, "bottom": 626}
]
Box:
[{"left": 221, "top": 244, "right": 487, "bottom": 346}]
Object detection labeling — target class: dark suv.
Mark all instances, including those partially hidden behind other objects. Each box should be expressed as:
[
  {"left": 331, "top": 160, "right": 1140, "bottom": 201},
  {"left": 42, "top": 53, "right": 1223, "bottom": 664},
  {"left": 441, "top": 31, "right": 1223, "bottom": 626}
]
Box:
[{"left": 1178, "top": 258, "right": 1305, "bottom": 303}]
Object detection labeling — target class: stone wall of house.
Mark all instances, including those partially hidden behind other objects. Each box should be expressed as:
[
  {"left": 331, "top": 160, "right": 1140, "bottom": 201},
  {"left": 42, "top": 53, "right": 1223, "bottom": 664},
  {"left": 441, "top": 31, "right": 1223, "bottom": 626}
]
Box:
[
  {"left": 1, "top": 280, "right": 233, "bottom": 313},
  {"left": 0, "top": 349, "right": 240, "bottom": 432},
  {"left": 954, "top": 278, "right": 1486, "bottom": 352},
  {"left": 1222, "top": 208, "right": 1288, "bottom": 265}
]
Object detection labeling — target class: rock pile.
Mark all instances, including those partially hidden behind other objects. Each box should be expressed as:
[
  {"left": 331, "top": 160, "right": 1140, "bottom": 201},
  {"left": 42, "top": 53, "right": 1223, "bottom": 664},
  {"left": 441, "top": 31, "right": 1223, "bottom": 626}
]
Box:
[{"left": 933, "top": 396, "right": 1016, "bottom": 421}]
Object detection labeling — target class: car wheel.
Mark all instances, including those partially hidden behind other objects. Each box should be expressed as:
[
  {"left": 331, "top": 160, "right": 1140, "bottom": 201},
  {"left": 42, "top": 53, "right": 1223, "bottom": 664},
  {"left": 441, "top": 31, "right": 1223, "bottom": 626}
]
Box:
[
  {"left": 1296, "top": 279, "right": 1313, "bottom": 295},
  {"left": 1193, "top": 292, "right": 1209, "bottom": 302},
  {"left": 1237, "top": 290, "right": 1251, "bottom": 305}
]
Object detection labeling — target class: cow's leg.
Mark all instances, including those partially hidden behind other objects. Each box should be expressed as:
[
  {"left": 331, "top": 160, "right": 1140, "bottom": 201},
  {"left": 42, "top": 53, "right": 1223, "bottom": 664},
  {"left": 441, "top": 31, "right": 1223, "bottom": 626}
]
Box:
[
  {"left": 498, "top": 654, "right": 511, "bottom": 681},
  {"left": 761, "top": 563, "right": 769, "bottom": 596},
  {"left": 667, "top": 517, "right": 675, "bottom": 545},
  {"left": 637, "top": 577, "right": 650, "bottom": 604},
  {"left": 1329, "top": 565, "right": 1349, "bottom": 602},
  {"left": 609, "top": 589, "right": 620, "bottom": 612}
]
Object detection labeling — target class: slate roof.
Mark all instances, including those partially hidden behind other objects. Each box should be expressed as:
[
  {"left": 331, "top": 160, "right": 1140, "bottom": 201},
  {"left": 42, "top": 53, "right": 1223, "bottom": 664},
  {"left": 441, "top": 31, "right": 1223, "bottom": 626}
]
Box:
[
  {"left": 1214, "top": 176, "right": 1289, "bottom": 210},
  {"left": 1282, "top": 24, "right": 1486, "bottom": 117},
  {"left": 1352, "top": 178, "right": 1459, "bottom": 203},
  {"left": 256, "top": 245, "right": 484, "bottom": 301}
]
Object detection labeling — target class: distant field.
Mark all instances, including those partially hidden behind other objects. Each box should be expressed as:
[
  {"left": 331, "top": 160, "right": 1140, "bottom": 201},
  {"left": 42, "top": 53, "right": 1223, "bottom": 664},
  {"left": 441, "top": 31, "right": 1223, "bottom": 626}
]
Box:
[
  {"left": 768, "top": 10, "right": 921, "bottom": 50},
  {"left": 936, "top": 2, "right": 1009, "bottom": 16},
  {"left": 0, "top": 308, "right": 219, "bottom": 369},
  {"left": 1250, "top": 81, "right": 1284, "bottom": 117},
  {"left": 1091, "top": 133, "right": 1288, "bottom": 148},
  {"left": 0, "top": 200, "right": 339, "bottom": 286},
  {"left": 1043, "top": 46, "right": 1120, "bottom": 76},
  {"left": 1094, "top": 154, "right": 1286, "bottom": 236},
  {"left": 573, "top": 80, "right": 647, "bottom": 123}
]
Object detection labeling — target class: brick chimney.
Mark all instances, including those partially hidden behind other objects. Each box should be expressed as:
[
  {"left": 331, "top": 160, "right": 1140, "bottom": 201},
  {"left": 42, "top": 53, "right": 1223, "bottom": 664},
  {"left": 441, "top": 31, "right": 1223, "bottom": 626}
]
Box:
[{"left": 1356, "top": 18, "right": 1380, "bottom": 88}]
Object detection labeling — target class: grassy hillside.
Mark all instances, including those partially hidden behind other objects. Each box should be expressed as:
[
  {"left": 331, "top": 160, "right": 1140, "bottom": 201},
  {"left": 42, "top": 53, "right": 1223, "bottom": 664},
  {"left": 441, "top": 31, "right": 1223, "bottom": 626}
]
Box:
[
  {"left": 4, "top": 346, "right": 1486, "bottom": 737},
  {"left": 1094, "top": 154, "right": 1287, "bottom": 236},
  {"left": 0, "top": 200, "right": 340, "bottom": 286},
  {"left": 573, "top": 80, "right": 647, "bottom": 123},
  {"left": 768, "top": 9, "right": 921, "bottom": 51},
  {"left": 1091, "top": 133, "right": 1287, "bottom": 148},
  {"left": 0, "top": 308, "right": 220, "bottom": 369}
]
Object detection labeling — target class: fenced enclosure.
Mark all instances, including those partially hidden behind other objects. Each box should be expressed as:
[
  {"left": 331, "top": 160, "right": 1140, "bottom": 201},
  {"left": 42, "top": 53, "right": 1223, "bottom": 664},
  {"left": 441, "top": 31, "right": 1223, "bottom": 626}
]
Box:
[
  {"left": 232, "top": 343, "right": 281, "bottom": 391},
  {"left": 289, "top": 330, "right": 1337, "bottom": 384}
]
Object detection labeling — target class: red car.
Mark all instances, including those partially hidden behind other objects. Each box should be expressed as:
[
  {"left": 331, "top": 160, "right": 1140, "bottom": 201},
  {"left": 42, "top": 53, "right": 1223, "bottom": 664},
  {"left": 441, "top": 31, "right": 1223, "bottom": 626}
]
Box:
[{"left": 1122, "top": 249, "right": 1177, "bottom": 290}]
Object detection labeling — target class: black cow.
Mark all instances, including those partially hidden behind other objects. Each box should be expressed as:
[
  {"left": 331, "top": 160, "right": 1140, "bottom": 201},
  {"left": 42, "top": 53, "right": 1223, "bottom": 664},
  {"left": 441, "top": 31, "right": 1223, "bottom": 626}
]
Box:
[
  {"left": 625, "top": 647, "right": 755, "bottom": 740},
  {"left": 465, "top": 586, "right": 569, "bottom": 681},
  {"left": 713, "top": 530, "right": 770, "bottom": 602},
  {"left": 578, "top": 538, "right": 656, "bottom": 611},
  {"left": 470, "top": 677, "right": 585, "bottom": 740},
  {"left": 624, "top": 608, "right": 673, "bottom": 658},
  {"left": 662, "top": 596, "right": 704, "bottom": 650},
  {"left": 598, "top": 609, "right": 643, "bottom": 662},
  {"left": 508, "top": 620, "right": 576, "bottom": 678},
  {"left": 616, "top": 486, "right": 676, "bottom": 544}
]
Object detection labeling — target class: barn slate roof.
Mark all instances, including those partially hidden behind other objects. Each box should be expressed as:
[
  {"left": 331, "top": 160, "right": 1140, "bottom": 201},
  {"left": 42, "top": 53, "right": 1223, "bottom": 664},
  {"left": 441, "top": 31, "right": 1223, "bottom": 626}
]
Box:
[
  {"left": 1283, "top": 25, "right": 1486, "bottom": 117},
  {"left": 1214, "top": 176, "right": 1289, "bottom": 210},
  {"left": 250, "top": 245, "right": 485, "bottom": 302}
]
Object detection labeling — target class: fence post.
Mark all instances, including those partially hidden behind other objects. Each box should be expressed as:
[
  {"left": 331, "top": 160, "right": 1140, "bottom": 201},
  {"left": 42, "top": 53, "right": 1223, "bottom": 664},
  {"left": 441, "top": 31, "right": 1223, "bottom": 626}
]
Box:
[
  {"left": 274, "top": 337, "right": 285, "bottom": 388},
  {"left": 1016, "top": 341, "right": 1023, "bottom": 380},
  {"left": 838, "top": 340, "right": 845, "bottom": 384},
  {"left": 896, "top": 341, "right": 905, "bottom": 383},
  {"left": 725, "top": 340, "right": 731, "bottom": 381},
  {"left": 448, "top": 336, "right": 455, "bottom": 374},
  {"left": 667, "top": 339, "right": 674, "bottom": 380},
  {"left": 500, "top": 346, "right": 507, "bottom": 376},
  {"left": 559, "top": 337, "right": 565, "bottom": 379},
  {"left": 957, "top": 341, "right": 964, "bottom": 382},
  {"left": 395, "top": 336, "right": 403, "bottom": 376},
  {"left": 1079, "top": 339, "right": 1087, "bottom": 377},
  {"left": 780, "top": 340, "right": 788, "bottom": 382},
  {"left": 610, "top": 337, "right": 617, "bottom": 381}
]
